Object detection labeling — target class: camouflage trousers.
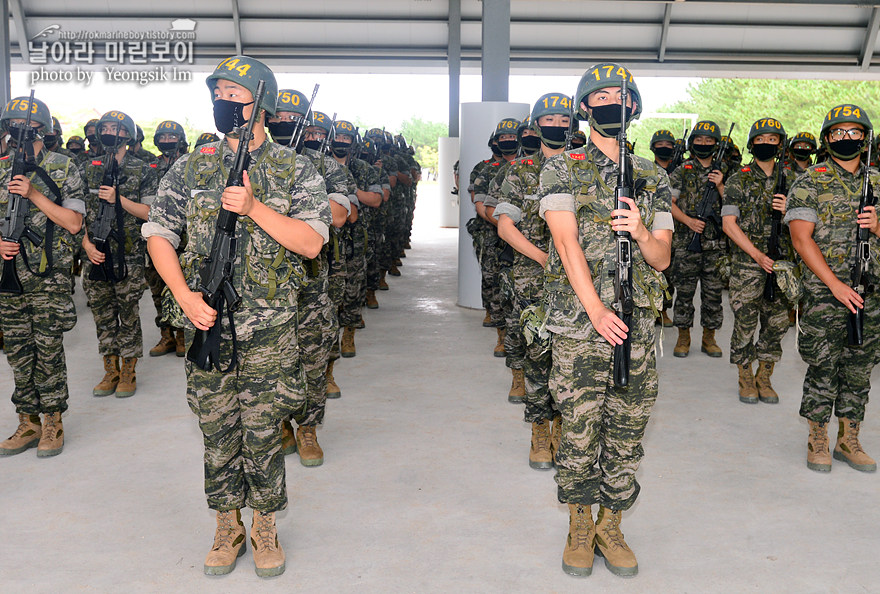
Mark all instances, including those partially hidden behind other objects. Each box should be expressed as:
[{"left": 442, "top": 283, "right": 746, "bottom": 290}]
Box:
[
  {"left": 1, "top": 289, "right": 76, "bottom": 415},
  {"left": 728, "top": 262, "right": 791, "bottom": 365},
  {"left": 339, "top": 225, "right": 368, "bottom": 328},
  {"left": 499, "top": 267, "right": 524, "bottom": 369},
  {"left": 83, "top": 256, "right": 146, "bottom": 358},
  {"left": 185, "top": 321, "right": 306, "bottom": 512},
  {"left": 364, "top": 207, "right": 384, "bottom": 292},
  {"left": 479, "top": 234, "right": 504, "bottom": 326},
  {"left": 294, "top": 273, "right": 337, "bottom": 427},
  {"left": 672, "top": 245, "right": 724, "bottom": 330},
  {"left": 376, "top": 200, "right": 394, "bottom": 274},
  {"left": 514, "top": 269, "right": 555, "bottom": 422},
  {"left": 549, "top": 310, "right": 659, "bottom": 510},
  {"left": 797, "top": 290, "right": 880, "bottom": 423},
  {"left": 145, "top": 262, "right": 164, "bottom": 329}
]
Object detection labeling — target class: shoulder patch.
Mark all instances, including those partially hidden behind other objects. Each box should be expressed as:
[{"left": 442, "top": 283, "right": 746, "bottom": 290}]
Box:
[
  {"left": 149, "top": 163, "right": 158, "bottom": 168},
  {"left": 0, "top": 155, "right": 9, "bottom": 161},
  {"left": 491, "top": 161, "right": 501, "bottom": 167},
  {"left": 741, "top": 166, "right": 751, "bottom": 172},
  {"left": 91, "top": 160, "right": 103, "bottom": 166},
  {"left": 200, "top": 146, "right": 217, "bottom": 155},
  {"left": 684, "top": 163, "right": 693, "bottom": 169},
  {"left": 815, "top": 166, "right": 827, "bottom": 173},
  {"left": 569, "top": 153, "right": 586, "bottom": 161},
  {"left": 521, "top": 158, "right": 533, "bottom": 165}
]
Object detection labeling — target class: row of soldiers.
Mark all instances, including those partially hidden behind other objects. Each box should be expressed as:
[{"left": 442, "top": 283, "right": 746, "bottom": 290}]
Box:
[
  {"left": 0, "top": 56, "right": 420, "bottom": 577},
  {"left": 465, "top": 66, "right": 879, "bottom": 578}
]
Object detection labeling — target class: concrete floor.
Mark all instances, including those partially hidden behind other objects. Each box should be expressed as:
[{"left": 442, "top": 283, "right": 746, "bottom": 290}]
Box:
[{"left": 1, "top": 184, "right": 879, "bottom": 593}]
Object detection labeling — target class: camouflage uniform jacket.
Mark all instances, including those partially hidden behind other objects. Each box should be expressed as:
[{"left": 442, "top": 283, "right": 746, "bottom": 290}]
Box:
[
  {"left": 784, "top": 159, "right": 880, "bottom": 295},
  {"left": 133, "top": 147, "right": 157, "bottom": 164},
  {"left": 484, "top": 159, "right": 514, "bottom": 209},
  {"left": 468, "top": 159, "right": 491, "bottom": 195},
  {"left": 75, "top": 144, "right": 104, "bottom": 166},
  {"left": 722, "top": 161, "right": 797, "bottom": 265},
  {"left": 473, "top": 158, "right": 504, "bottom": 204},
  {"left": 142, "top": 139, "right": 331, "bottom": 337},
  {"left": 0, "top": 148, "right": 86, "bottom": 292},
  {"left": 668, "top": 157, "right": 725, "bottom": 247},
  {"left": 82, "top": 151, "right": 157, "bottom": 256},
  {"left": 348, "top": 156, "right": 382, "bottom": 228},
  {"left": 539, "top": 140, "right": 673, "bottom": 340},
  {"left": 300, "top": 146, "right": 353, "bottom": 279}
]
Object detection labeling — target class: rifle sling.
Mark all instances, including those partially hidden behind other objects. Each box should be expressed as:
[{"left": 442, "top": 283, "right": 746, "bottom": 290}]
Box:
[
  {"left": 192, "top": 291, "right": 239, "bottom": 374},
  {"left": 20, "top": 161, "right": 62, "bottom": 277}
]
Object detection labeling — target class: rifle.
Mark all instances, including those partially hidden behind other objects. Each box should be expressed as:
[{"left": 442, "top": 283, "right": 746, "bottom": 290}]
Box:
[
  {"left": 187, "top": 79, "right": 267, "bottom": 372},
  {"left": 612, "top": 77, "right": 634, "bottom": 388},
  {"left": 686, "top": 122, "right": 735, "bottom": 253},
  {"left": 319, "top": 112, "right": 338, "bottom": 156},
  {"left": 565, "top": 95, "right": 576, "bottom": 150},
  {"left": 763, "top": 133, "right": 787, "bottom": 302},
  {"left": 288, "top": 83, "right": 319, "bottom": 150},
  {"left": 0, "top": 91, "right": 42, "bottom": 295},
  {"left": 670, "top": 125, "right": 689, "bottom": 172},
  {"left": 847, "top": 130, "right": 876, "bottom": 347},
  {"left": 87, "top": 128, "right": 128, "bottom": 283}
]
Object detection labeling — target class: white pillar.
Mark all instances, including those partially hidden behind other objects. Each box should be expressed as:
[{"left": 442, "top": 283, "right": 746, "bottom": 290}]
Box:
[
  {"left": 457, "top": 101, "right": 529, "bottom": 309},
  {"left": 438, "top": 136, "right": 460, "bottom": 228}
]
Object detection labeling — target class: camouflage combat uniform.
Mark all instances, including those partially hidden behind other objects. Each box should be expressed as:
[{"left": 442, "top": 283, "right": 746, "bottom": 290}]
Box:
[
  {"left": 146, "top": 155, "right": 178, "bottom": 329},
  {"left": 81, "top": 152, "right": 157, "bottom": 359},
  {"left": 669, "top": 159, "right": 726, "bottom": 330},
  {"left": 143, "top": 139, "right": 331, "bottom": 511},
  {"left": 365, "top": 158, "right": 390, "bottom": 292},
  {"left": 341, "top": 156, "right": 382, "bottom": 326},
  {"left": 0, "top": 149, "right": 85, "bottom": 415},
  {"left": 784, "top": 160, "right": 880, "bottom": 423},
  {"left": 473, "top": 158, "right": 506, "bottom": 325},
  {"left": 466, "top": 158, "right": 493, "bottom": 310},
  {"left": 539, "top": 141, "right": 672, "bottom": 509},
  {"left": 722, "top": 162, "right": 797, "bottom": 365}
]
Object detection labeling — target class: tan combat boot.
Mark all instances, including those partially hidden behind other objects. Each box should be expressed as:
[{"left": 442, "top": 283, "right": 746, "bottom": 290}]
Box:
[
  {"left": 660, "top": 308, "right": 673, "bottom": 328},
  {"left": 673, "top": 328, "right": 690, "bottom": 358},
  {"left": 508, "top": 368, "right": 525, "bottom": 403},
  {"left": 175, "top": 329, "right": 186, "bottom": 357},
  {"left": 529, "top": 419, "right": 553, "bottom": 469},
  {"left": 550, "top": 415, "right": 562, "bottom": 465},
  {"left": 325, "top": 360, "right": 341, "bottom": 399},
  {"left": 341, "top": 326, "right": 356, "bottom": 358},
  {"left": 737, "top": 363, "right": 758, "bottom": 404},
  {"left": 701, "top": 328, "right": 722, "bottom": 358},
  {"left": 379, "top": 271, "right": 389, "bottom": 290},
  {"left": 281, "top": 419, "right": 297, "bottom": 455},
  {"left": 116, "top": 357, "right": 138, "bottom": 398},
  {"left": 296, "top": 425, "right": 324, "bottom": 467},
  {"left": 93, "top": 355, "right": 120, "bottom": 397},
  {"left": 251, "top": 511, "right": 285, "bottom": 578},
  {"left": 393, "top": 257, "right": 403, "bottom": 267},
  {"left": 833, "top": 418, "right": 877, "bottom": 472},
  {"left": 755, "top": 361, "right": 779, "bottom": 404},
  {"left": 388, "top": 264, "right": 401, "bottom": 276},
  {"left": 149, "top": 327, "right": 176, "bottom": 357},
  {"left": 806, "top": 420, "right": 832, "bottom": 472},
  {"left": 482, "top": 309, "right": 492, "bottom": 328},
  {"left": 366, "top": 289, "right": 379, "bottom": 309},
  {"left": 204, "top": 509, "right": 246, "bottom": 576},
  {"left": 37, "top": 412, "right": 64, "bottom": 457},
  {"left": 494, "top": 327, "right": 506, "bottom": 358},
  {"left": 562, "top": 503, "right": 595, "bottom": 577},
  {"left": 0, "top": 413, "right": 42, "bottom": 456},
  {"left": 595, "top": 506, "right": 638, "bottom": 577}
]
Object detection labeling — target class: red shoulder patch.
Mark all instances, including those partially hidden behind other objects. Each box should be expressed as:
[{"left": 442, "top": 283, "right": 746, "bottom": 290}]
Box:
[
  {"left": 491, "top": 161, "right": 501, "bottom": 166},
  {"left": 200, "top": 146, "right": 217, "bottom": 155},
  {"left": 683, "top": 163, "right": 693, "bottom": 169},
  {"left": 91, "top": 160, "right": 103, "bottom": 166},
  {"left": 149, "top": 163, "right": 158, "bottom": 168},
  {"left": 521, "top": 158, "right": 533, "bottom": 165},
  {"left": 0, "top": 155, "right": 9, "bottom": 161},
  {"left": 569, "top": 153, "right": 586, "bottom": 161},
  {"left": 815, "top": 166, "right": 827, "bottom": 172},
  {"left": 741, "top": 166, "right": 751, "bottom": 172}
]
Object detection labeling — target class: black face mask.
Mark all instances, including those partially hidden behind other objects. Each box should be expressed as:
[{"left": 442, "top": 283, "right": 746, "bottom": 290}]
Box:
[
  {"left": 571, "top": 138, "right": 586, "bottom": 149},
  {"left": 539, "top": 125, "right": 567, "bottom": 148},
  {"left": 157, "top": 141, "right": 179, "bottom": 155},
  {"left": 652, "top": 146, "right": 674, "bottom": 160},
  {"left": 213, "top": 99, "right": 254, "bottom": 134},
  {"left": 691, "top": 144, "right": 716, "bottom": 159},
  {"left": 497, "top": 139, "right": 518, "bottom": 155},
  {"left": 791, "top": 147, "right": 813, "bottom": 161},
  {"left": 267, "top": 121, "right": 298, "bottom": 144},
  {"left": 100, "top": 133, "right": 123, "bottom": 149},
  {"left": 520, "top": 135, "right": 541, "bottom": 153},
  {"left": 303, "top": 139, "right": 323, "bottom": 151},
  {"left": 5, "top": 123, "right": 36, "bottom": 146},
  {"left": 589, "top": 104, "right": 632, "bottom": 138},
  {"left": 751, "top": 143, "right": 779, "bottom": 162},
  {"left": 69, "top": 146, "right": 83, "bottom": 155},
  {"left": 85, "top": 133, "right": 98, "bottom": 146},
  {"left": 43, "top": 134, "right": 58, "bottom": 149},
  {"left": 331, "top": 141, "right": 351, "bottom": 158},
  {"left": 828, "top": 138, "right": 863, "bottom": 161}
]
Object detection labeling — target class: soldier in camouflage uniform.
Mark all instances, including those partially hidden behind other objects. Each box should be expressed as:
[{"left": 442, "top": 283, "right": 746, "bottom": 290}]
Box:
[
  {"left": 466, "top": 137, "right": 498, "bottom": 326},
  {"left": 785, "top": 104, "right": 880, "bottom": 474},
  {"left": 81, "top": 110, "right": 157, "bottom": 399},
  {"left": 790, "top": 131, "right": 817, "bottom": 174},
  {"left": 539, "top": 64, "right": 673, "bottom": 578},
  {"left": 75, "top": 118, "right": 104, "bottom": 166},
  {"left": 496, "top": 92, "right": 570, "bottom": 469},
  {"left": 128, "top": 125, "right": 157, "bottom": 164},
  {"left": 145, "top": 56, "right": 331, "bottom": 577},
  {"left": 147, "top": 120, "right": 189, "bottom": 358},
  {"left": 570, "top": 129, "right": 587, "bottom": 149},
  {"left": 45, "top": 117, "right": 76, "bottom": 160},
  {"left": 722, "top": 118, "right": 796, "bottom": 405},
  {"left": 0, "top": 95, "right": 85, "bottom": 458},
  {"left": 650, "top": 129, "right": 678, "bottom": 326},
  {"left": 361, "top": 132, "right": 392, "bottom": 302},
  {"left": 194, "top": 132, "right": 220, "bottom": 149},
  {"left": 669, "top": 120, "right": 728, "bottom": 358},
  {"left": 65, "top": 135, "right": 85, "bottom": 156}
]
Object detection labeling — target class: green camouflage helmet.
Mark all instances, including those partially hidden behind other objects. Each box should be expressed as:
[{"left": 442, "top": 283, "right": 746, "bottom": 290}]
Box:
[
  {"left": 493, "top": 118, "right": 521, "bottom": 141},
  {"left": 820, "top": 104, "right": 872, "bottom": 143},
  {"left": 153, "top": 120, "right": 186, "bottom": 145},
  {"left": 135, "top": 124, "right": 145, "bottom": 144},
  {"left": 66, "top": 135, "right": 84, "bottom": 149},
  {"left": 517, "top": 117, "right": 538, "bottom": 145},
  {"left": 650, "top": 129, "right": 676, "bottom": 147},
  {"left": 97, "top": 110, "right": 136, "bottom": 141},
  {"left": 206, "top": 55, "right": 278, "bottom": 115},
  {"left": 307, "top": 111, "right": 333, "bottom": 134},
  {"left": 383, "top": 131, "right": 394, "bottom": 147},
  {"left": 791, "top": 131, "right": 817, "bottom": 150},
  {"left": 51, "top": 116, "right": 62, "bottom": 135},
  {"left": 334, "top": 120, "right": 357, "bottom": 139},
  {"left": 574, "top": 62, "right": 642, "bottom": 123},
  {"left": 84, "top": 118, "right": 99, "bottom": 136},
  {"left": 570, "top": 129, "right": 587, "bottom": 146},
  {"left": 365, "top": 128, "right": 384, "bottom": 142},
  {"left": 1, "top": 95, "right": 52, "bottom": 131},
  {"left": 276, "top": 89, "right": 309, "bottom": 116},
  {"left": 688, "top": 120, "right": 722, "bottom": 148},
  {"left": 361, "top": 138, "right": 377, "bottom": 158},
  {"left": 194, "top": 132, "right": 220, "bottom": 147},
  {"left": 747, "top": 117, "right": 785, "bottom": 146},
  {"left": 394, "top": 134, "right": 408, "bottom": 150}
]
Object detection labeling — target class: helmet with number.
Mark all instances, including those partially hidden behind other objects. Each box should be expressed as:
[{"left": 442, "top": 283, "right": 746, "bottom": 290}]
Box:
[
  {"left": 365, "top": 128, "right": 384, "bottom": 142},
  {"left": 747, "top": 118, "right": 785, "bottom": 147},
  {"left": 96, "top": 110, "right": 136, "bottom": 141},
  {"left": 66, "top": 135, "right": 84, "bottom": 149},
  {"left": 1, "top": 95, "right": 53, "bottom": 134},
  {"left": 206, "top": 55, "right": 278, "bottom": 115},
  {"left": 361, "top": 138, "right": 377, "bottom": 160},
  {"left": 51, "top": 116, "right": 62, "bottom": 136},
  {"left": 276, "top": 89, "right": 309, "bottom": 117},
  {"left": 307, "top": 111, "right": 333, "bottom": 135},
  {"left": 820, "top": 104, "right": 872, "bottom": 140},
  {"left": 574, "top": 62, "right": 642, "bottom": 132},
  {"left": 570, "top": 129, "right": 587, "bottom": 148},
  {"left": 790, "top": 131, "right": 817, "bottom": 151},
  {"left": 687, "top": 120, "right": 722, "bottom": 149},
  {"left": 333, "top": 120, "right": 357, "bottom": 140},
  {"left": 154, "top": 120, "right": 187, "bottom": 154},
  {"left": 531, "top": 92, "right": 573, "bottom": 121},
  {"left": 493, "top": 118, "right": 520, "bottom": 141},
  {"left": 394, "top": 134, "right": 408, "bottom": 150},
  {"left": 84, "top": 119, "right": 99, "bottom": 136},
  {"left": 650, "top": 129, "right": 676, "bottom": 148},
  {"left": 194, "top": 132, "right": 220, "bottom": 148}
]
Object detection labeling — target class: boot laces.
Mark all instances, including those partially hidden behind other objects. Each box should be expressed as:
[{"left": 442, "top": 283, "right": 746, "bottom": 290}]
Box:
[
  {"left": 533, "top": 422, "right": 551, "bottom": 449},
  {"left": 42, "top": 414, "right": 58, "bottom": 439},
  {"left": 12, "top": 416, "right": 37, "bottom": 439},
  {"left": 570, "top": 505, "right": 593, "bottom": 549},
  {"left": 252, "top": 512, "right": 278, "bottom": 550},
  {"left": 300, "top": 427, "right": 318, "bottom": 448},
  {"left": 842, "top": 421, "right": 865, "bottom": 454},
  {"left": 602, "top": 512, "right": 630, "bottom": 551},
  {"left": 212, "top": 511, "right": 240, "bottom": 551},
  {"left": 810, "top": 422, "right": 829, "bottom": 450}
]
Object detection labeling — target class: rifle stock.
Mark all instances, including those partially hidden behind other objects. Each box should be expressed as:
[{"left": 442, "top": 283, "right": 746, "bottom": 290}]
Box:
[
  {"left": 613, "top": 78, "right": 634, "bottom": 388},
  {"left": 847, "top": 130, "right": 875, "bottom": 346}
]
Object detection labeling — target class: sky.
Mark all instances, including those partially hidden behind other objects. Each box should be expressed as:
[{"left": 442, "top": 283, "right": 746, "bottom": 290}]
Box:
[{"left": 11, "top": 69, "right": 700, "bottom": 137}]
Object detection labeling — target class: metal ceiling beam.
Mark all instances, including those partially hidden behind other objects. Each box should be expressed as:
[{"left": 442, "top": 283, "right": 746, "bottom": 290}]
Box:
[
  {"left": 8, "top": 0, "right": 28, "bottom": 63},
  {"left": 658, "top": 3, "right": 672, "bottom": 63},
  {"left": 231, "top": 0, "right": 242, "bottom": 55},
  {"left": 860, "top": 7, "right": 880, "bottom": 70}
]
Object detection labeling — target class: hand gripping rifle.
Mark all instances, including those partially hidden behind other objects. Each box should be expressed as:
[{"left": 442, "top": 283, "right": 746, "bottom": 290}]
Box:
[
  {"left": 687, "top": 122, "right": 735, "bottom": 253},
  {"left": 613, "top": 77, "right": 634, "bottom": 388},
  {"left": 847, "top": 130, "right": 876, "bottom": 347},
  {"left": 288, "top": 83, "right": 319, "bottom": 150},
  {"left": 0, "top": 90, "right": 42, "bottom": 294},
  {"left": 87, "top": 129, "right": 128, "bottom": 283},
  {"left": 763, "top": 133, "right": 787, "bottom": 302},
  {"left": 187, "top": 79, "right": 266, "bottom": 372}
]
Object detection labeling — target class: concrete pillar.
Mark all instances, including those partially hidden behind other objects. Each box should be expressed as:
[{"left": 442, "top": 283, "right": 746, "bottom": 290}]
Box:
[
  {"left": 481, "top": 0, "right": 510, "bottom": 102},
  {"left": 457, "top": 101, "right": 528, "bottom": 309},
  {"left": 438, "top": 136, "right": 460, "bottom": 228},
  {"left": 448, "top": 0, "right": 461, "bottom": 137},
  {"left": 0, "top": 0, "right": 11, "bottom": 105}
]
